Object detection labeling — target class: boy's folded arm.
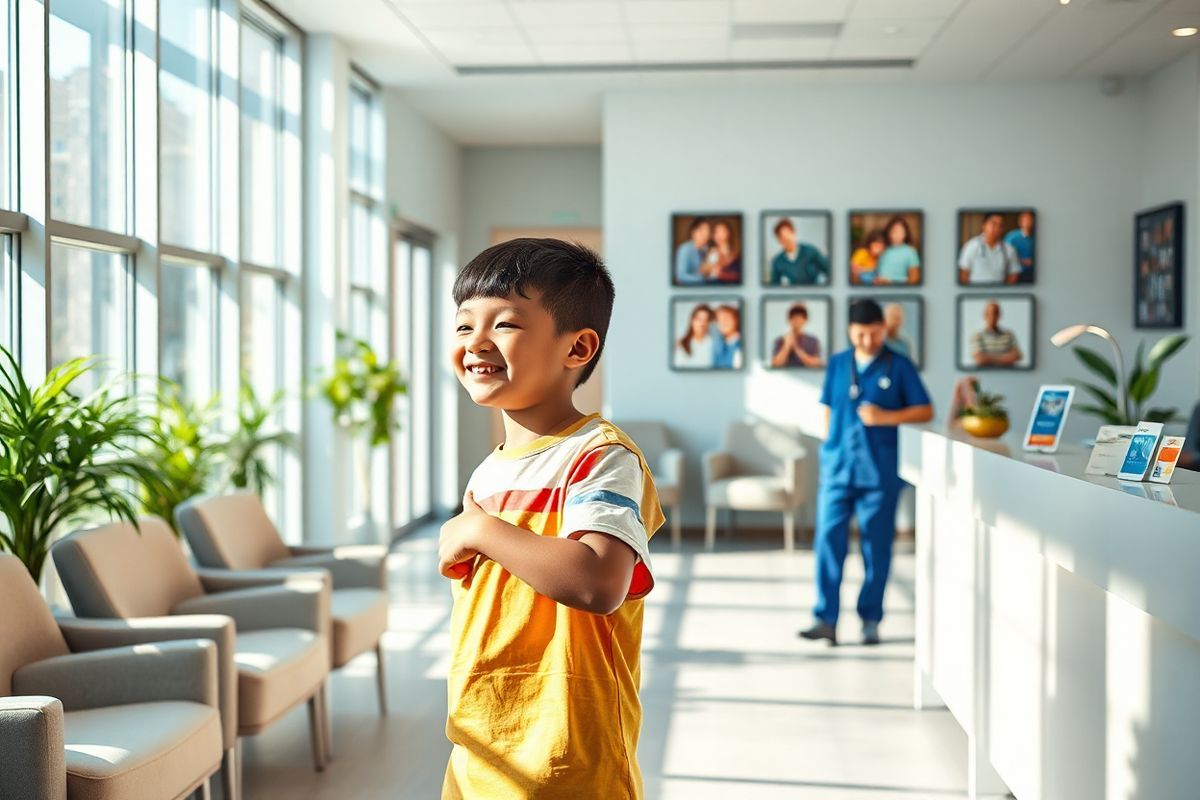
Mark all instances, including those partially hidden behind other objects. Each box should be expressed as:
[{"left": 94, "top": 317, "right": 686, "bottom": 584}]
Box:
[{"left": 471, "top": 514, "right": 636, "bottom": 615}]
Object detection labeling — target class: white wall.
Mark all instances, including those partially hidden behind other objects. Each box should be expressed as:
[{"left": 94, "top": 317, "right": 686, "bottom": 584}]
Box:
[
  {"left": 453, "top": 146, "right": 604, "bottom": 494},
  {"left": 604, "top": 73, "right": 1200, "bottom": 526}
]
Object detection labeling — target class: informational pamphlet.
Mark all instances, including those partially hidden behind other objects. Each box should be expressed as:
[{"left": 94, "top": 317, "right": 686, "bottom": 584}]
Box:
[
  {"left": 1148, "top": 436, "right": 1187, "bottom": 484},
  {"left": 1022, "top": 385, "right": 1075, "bottom": 452},
  {"left": 1117, "top": 421, "right": 1165, "bottom": 482},
  {"left": 1085, "top": 425, "right": 1137, "bottom": 477}
]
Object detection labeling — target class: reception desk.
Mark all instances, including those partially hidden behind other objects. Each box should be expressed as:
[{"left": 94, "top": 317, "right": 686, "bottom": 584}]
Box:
[{"left": 899, "top": 425, "right": 1200, "bottom": 800}]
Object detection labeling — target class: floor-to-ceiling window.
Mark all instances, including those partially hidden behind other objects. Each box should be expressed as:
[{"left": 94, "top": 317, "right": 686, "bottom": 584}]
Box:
[{"left": 0, "top": 0, "right": 19, "bottom": 353}]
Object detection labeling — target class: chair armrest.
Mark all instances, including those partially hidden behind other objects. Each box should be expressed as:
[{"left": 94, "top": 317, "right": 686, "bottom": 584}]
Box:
[
  {"left": 13, "top": 640, "right": 219, "bottom": 713},
  {"left": 702, "top": 451, "right": 734, "bottom": 485},
  {"left": 55, "top": 615, "right": 239, "bottom": 749},
  {"left": 784, "top": 449, "right": 808, "bottom": 506},
  {"left": 195, "top": 566, "right": 330, "bottom": 594},
  {"left": 658, "top": 448, "right": 685, "bottom": 497},
  {"left": 173, "top": 580, "right": 330, "bottom": 636},
  {"left": 276, "top": 545, "right": 388, "bottom": 590},
  {"left": 0, "top": 697, "right": 66, "bottom": 800}
]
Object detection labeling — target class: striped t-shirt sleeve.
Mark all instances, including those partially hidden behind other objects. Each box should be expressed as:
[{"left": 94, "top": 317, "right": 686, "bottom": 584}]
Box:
[{"left": 560, "top": 445, "right": 655, "bottom": 600}]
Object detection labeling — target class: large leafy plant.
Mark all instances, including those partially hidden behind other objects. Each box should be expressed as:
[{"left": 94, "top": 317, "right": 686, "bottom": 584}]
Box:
[
  {"left": 226, "top": 377, "right": 292, "bottom": 496},
  {"left": 141, "top": 381, "right": 225, "bottom": 533},
  {"left": 0, "top": 349, "right": 162, "bottom": 581},
  {"left": 1071, "top": 334, "right": 1189, "bottom": 425},
  {"left": 319, "top": 332, "right": 407, "bottom": 447}
]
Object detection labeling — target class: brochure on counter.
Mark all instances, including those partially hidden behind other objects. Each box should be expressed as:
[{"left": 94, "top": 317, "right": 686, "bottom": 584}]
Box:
[
  {"left": 1085, "top": 425, "right": 1136, "bottom": 477},
  {"left": 1149, "top": 435, "right": 1187, "bottom": 484},
  {"left": 1117, "top": 422, "right": 1165, "bottom": 482},
  {"left": 1022, "top": 385, "right": 1075, "bottom": 453}
]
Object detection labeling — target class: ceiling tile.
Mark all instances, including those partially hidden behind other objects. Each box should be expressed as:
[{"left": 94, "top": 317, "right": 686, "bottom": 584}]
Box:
[
  {"left": 831, "top": 36, "right": 931, "bottom": 60},
  {"left": 423, "top": 27, "right": 526, "bottom": 49},
  {"left": 632, "top": 39, "right": 731, "bottom": 62},
  {"left": 509, "top": 1, "right": 624, "bottom": 27},
  {"left": 732, "top": 0, "right": 852, "bottom": 25},
  {"left": 850, "top": 0, "right": 966, "bottom": 20},
  {"left": 436, "top": 42, "right": 537, "bottom": 66},
  {"left": 841, "top": 17, "right": 947, "bottom": 39},
  {"left": 913, "top": 0, "right": 1052, "bottom": 80},
  {"left": 729, "top": 37, "right": 836, "bottom": 59},
  {"left": 988, "top": 0, "right": 1153, "bottom": 80},
  {"left": 622, "top": 1, "right": 731, "bottom": 26},
  {"left": 629, "top": 23, "right": 731, "bottom": 42},
  {"left": 1070, "top": 0, "right": 1200, "bottom": 78},
  {"left": 522, "top": 25, "right": 629, "bottom": 44},
  {"left": 534, "top": 42, "right": 635, "bottom": 64},
  {"left": 396, "top": 2, "right": 515, "bottom": 28}
]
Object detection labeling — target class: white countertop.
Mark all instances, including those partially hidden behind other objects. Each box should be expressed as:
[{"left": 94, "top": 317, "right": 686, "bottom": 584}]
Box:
[{"left": 899, "top": 424, "right": 1200, "bottom": 640}]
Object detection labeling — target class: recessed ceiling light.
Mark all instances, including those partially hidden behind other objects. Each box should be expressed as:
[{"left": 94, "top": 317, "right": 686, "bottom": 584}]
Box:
[
  {"left": 1059, "top": 0, "right": 1070, "bottom": 6},
  {"left": 1172, "top": 26, "right": 1199, "bottom": 37}
]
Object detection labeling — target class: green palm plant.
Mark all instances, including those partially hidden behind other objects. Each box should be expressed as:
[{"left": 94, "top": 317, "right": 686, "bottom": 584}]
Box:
[
  {"left": 141, "top": 381, "right": 225, "bottom": 534},
  {"left": 0, "top": 348, "right": 162, "bottom": 581},
  {"left": 226, "top": 377, "right": 293, "bottom": 496},
  {"left": 319, "top": 332, "right": 407, "bottom": 447},
  {"left": 1070, "top": 333, "right": 1189, "bottom": 425}
]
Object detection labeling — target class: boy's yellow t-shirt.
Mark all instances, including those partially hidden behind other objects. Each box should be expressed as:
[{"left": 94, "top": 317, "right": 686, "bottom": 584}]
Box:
[
  {"left": 850, "top": 247, "right": 878, "bottom": 272},
  {"left": 443, "top": 414, "right": 664, "bottom": 800}
]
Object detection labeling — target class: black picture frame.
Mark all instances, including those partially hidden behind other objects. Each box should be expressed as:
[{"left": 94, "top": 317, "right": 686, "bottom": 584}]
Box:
[
  {"left": 669, "top": 295, "right": 745, "bottom": 372},
  {"left": 1134, "top": 202, "right": 1184, "bottom": 329},
  {"left": 956, "top": 207, "right": 1037, "bottom": 286},
  {"left": 847, "top": 209, "right": 925, "bottom": 287},
  {"left": 670, "top": 212, "right": 745, "bottom": 288},
  {"left": 956, "top": 294, "right": 1037, "bottom": 371},
  {"left": 847, "top": 295, "right": 925, "bottom": 370},
  {"left": 760, "top": 210, "right": 833, "bottom": 288},
  {"left": 761, "top": 295, "right": 832, "bottom": 370}
]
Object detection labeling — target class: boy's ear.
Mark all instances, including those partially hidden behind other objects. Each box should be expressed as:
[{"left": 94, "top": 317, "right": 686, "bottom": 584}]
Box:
[{"left": 564, "top": 329, "right": 601, "bottom": 370}]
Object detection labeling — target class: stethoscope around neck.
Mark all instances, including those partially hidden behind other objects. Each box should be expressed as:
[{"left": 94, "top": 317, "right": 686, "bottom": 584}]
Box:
[{"left": 849, "top": 349, "right": 894, "bottom": 400}]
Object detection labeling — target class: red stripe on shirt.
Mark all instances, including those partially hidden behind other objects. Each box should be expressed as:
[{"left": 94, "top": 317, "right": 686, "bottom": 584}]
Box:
[
  {"left": 566, "top": 448, "right": 608, "bottom": 486},
  {"left": 475, "top": 487, "right": 564, "bottom": 515}
]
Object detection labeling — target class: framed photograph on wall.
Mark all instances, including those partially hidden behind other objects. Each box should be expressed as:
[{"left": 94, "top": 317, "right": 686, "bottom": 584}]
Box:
[
  {"left": 957, "top": 294, "right": 1036, "bottom": 371},
  {"left": 762, "top": 296, "right": 831, "bottom": 370},
  {"left": 671, "top": 213, "right": 744, "bottom": 287},
  {"left": 848, "top": 210, "right": 924, "bottom": 286},
  {"left": 760, "top": 210, "right": 831, "bottom": 287},
  {"left": 848, "top": 295, "right": 925, "bottom": 369},
  {"left": 1134, "top": 202, "right": 1184, "bottom": 328},
  {"left": 670, "top": 296, "right": 744, "bottom": 371},
  {"left": 957, "top": 208, "right": 1036, "bottom": 286}
]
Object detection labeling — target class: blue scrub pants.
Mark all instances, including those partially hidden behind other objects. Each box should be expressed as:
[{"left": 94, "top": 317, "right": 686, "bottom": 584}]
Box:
[{"left": 813, "top": 483, "right": 901, "bottom": 626}]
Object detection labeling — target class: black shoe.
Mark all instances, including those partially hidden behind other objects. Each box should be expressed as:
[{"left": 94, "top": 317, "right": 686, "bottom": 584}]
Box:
[
  {"left": 798, "top": 622, "right": 837, "bottom": 645},
  {"left": 862, "top": 621, "right": 881, "bottom": 646}
]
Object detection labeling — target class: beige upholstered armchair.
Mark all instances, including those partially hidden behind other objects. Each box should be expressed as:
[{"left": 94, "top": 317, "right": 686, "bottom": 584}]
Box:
[
  {"left": 614, "top": 420, "right": 685, "bottom": 547},
  {"left": 176, "top": 491, "right": 391, "bottom": 715},
  {"left": 702, "top": 421, "right": 808, "bottom": 552},
  {"left": 51, "top": 518, "right": 333, "bottom": 800},
  {"left": 0, "top": 554, "right": 223, "bottom": 800}
]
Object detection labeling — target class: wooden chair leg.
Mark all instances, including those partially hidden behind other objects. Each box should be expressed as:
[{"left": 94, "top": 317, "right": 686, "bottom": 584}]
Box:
[
  {"left": 375, "top": 642, "right": 388, "bottom": 716},
  {"left": 307, "top": 692, "right": 327, "bottom": 772},
  {"left": 320, "top": 682, "right": 333, "bottom": 762},
  {"left": 783, "top": 509, "right": 796, "bottom": 552},
  {"left": 221, "top": 745, "right": 240, "bottom": 800},
  {"left": 704, "top": 506, "right": 717, "bottom": 551},
  {"left": 671, "top": 506, "right": 682, "bottom": 549}
]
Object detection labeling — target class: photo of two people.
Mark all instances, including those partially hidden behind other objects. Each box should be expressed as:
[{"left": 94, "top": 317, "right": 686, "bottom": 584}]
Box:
[
  {"left": 671, "top": 214, "right": 744, "bottom": 286},
  {"left": 957, "top": 209, "right": 1036, "bottom": 286},
  {"left": 848, "top": 211, "right": 924, "bottom": 286},
  {"left": 671, "top": 297, "right": 744, "bottom": 370}
]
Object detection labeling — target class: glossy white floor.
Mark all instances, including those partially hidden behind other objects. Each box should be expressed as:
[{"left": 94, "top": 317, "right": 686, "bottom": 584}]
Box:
[{"left": 237, "top": 523, "right": 968, "bottom": 799}]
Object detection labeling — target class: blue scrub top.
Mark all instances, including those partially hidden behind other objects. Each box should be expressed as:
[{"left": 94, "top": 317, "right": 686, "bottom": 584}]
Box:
[{"left": 819, "top": 347, "right": 931, "bottom": 490}]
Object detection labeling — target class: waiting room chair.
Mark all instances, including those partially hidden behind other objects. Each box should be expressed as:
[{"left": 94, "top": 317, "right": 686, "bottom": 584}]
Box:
[
  {"left": 702, "top": 421, "right": 808, "bottom": 551},
  {"left": 51, "top": 518, "right": 333, "bottom": 800},
  {"left": 176, "top": 491, "right": 391, "bottom": 716},
  {"left": 614, "top": 420, "right": 685, "bottom": 548},
  {"left": 0, "top": 553, "right": 223, "bottom": 800}
]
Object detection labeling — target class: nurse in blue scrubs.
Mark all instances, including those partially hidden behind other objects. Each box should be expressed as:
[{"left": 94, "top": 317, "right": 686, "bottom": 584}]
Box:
[{"left": 800, "top": 299, "right": 933, "bottom": 646}]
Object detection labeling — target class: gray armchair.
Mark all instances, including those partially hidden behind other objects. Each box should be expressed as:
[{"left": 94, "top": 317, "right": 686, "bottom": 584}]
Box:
[
  {"left": 0, "top": 554, "right": 223, "bottom": 800},
  {"left": 702, "top": 421, "right": 808, "bottom": 551},
  {"left": 614, "top": 420, "right": 685, "bottom": 548},
  {"left": 176, "top": 491, "right": 391, "bottom": 714},
  {"left": 51, "top": 517, "right": 333, "bottom": 800}
]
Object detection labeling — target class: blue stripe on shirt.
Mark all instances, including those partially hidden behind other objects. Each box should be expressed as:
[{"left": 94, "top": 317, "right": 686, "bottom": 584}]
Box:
[{"left": 566, "top": 490, "right": 643, "bottom": 525}]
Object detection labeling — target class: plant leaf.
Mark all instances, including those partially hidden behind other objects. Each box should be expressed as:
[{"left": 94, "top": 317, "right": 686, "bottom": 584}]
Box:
[
  {"left": 1072, "top": 346, "right": 1116, "bottom": 386},
  {"left": 1145, "top": 334, "right": 1189, "bottom": 373}
]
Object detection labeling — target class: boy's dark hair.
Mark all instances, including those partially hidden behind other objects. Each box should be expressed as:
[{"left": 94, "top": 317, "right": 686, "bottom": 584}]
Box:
[
  {"left": 787, "top": 303, "right": 808, "bottom": 320},
  {"left": 849, "top": 299, "right": 884, "bottom": 326},
  {"left": 864, "top": 230, "right": 887, "bottom": 247},
  {"left": 453, "top": 238, "right": 614, "bottom": 386},
  {"left": 773, "top": 218, "right": 795, "bottom": 237},
  {"left": 689, "top": 217, "right": 710, "bottom": 234}
]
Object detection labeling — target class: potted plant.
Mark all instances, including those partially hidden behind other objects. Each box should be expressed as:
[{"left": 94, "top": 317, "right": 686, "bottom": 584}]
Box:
[
  {"left": 318, "top": 332, "right": 406, "bottom": 529},
  {"left": 957, "top": 379, "right": 1009, "bottom": 439},
  {"left": 226, "top": 377, "right": 293, "bottom": 496},
  {"left": 1070, "top": 333, "right": 1189, "bottom": 425},
  {"left": 141, "top": 381, "right": 225, "bottom": 534},
  {"left": 0, "top": 349, "right": 163, "bottom": 581}
]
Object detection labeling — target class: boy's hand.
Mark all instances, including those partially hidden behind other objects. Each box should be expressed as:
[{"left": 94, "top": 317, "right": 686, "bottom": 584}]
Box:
[{"left": 439, "top": 491, "right": 487, "bottom": 579}]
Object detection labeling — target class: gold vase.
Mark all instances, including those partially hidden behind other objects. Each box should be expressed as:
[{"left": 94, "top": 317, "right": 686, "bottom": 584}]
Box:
[{"left": 961, "top": 415, "right": 1009, "bottom": 439}]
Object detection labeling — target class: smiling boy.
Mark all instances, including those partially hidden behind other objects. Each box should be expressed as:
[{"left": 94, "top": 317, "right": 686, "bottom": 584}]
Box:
[{"left": 439, "top": 238, "right": 664, "bottom": 799}]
